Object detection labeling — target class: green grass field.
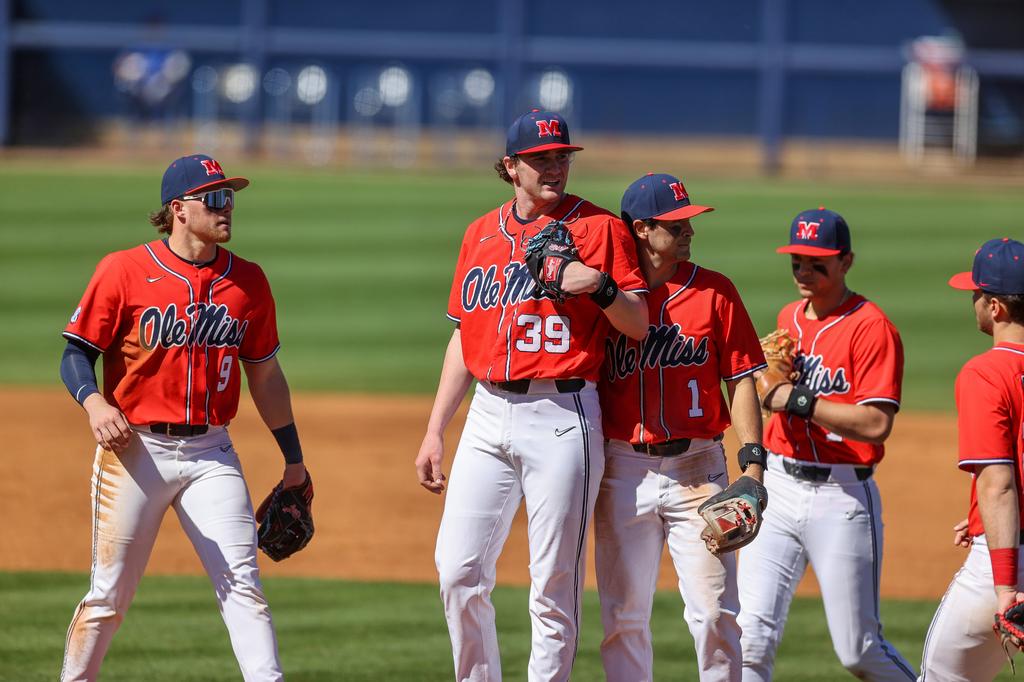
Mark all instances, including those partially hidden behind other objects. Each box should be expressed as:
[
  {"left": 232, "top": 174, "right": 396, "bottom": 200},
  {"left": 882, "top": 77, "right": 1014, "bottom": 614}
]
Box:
[
  {"left": 1, "top": 161, "right": 1021, "bottom": 407},
  {"left": 6, "top": 571, "right": 1014, "bottom": 681}
]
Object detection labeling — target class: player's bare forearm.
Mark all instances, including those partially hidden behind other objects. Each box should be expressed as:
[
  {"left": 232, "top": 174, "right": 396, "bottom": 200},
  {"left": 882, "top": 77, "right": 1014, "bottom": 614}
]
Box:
[
  {"left": 243, "top": 357, "right": 296, "bottom": 430},
  {"left": 977, "top": 464, "right": 1020, "bottom": 554},
  {"left": 603, "top": 289, "right": 648, "bottom": 340},
  {"left": 726, "top": 376, "right": 763, "bottom": 445},
  {"left": 416, "top": 328, "right": 473, "bottom": 493},
  {"left": 810, "top": 400, "right": 895, "bottom": 444},
  {"left": 726, "top": 376, "right": 765, "bottom": 482},
  {"left": 770, "top": 385, "right": 895, "bottom": 444},
  {"left": 424, "top": 329, "right": 474, "bottom": 438}
]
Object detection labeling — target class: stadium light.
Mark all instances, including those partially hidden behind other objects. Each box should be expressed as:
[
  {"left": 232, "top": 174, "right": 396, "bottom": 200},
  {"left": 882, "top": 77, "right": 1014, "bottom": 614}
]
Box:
[
  {"left": 113, "top": 52, "right": 146, "bottom": 91},
  {"left": 263, "top": 67, "right": 292, "bottom": 97},
  {"left": 191, "top": 65, "right": 219, "bottom": 94},
  {"left": 161, "top": 51, "right": 192, "bottom": 84},
  {"left": 538, "top": 69, "right": 572, "bottom": 111},
  {"left": 353, "top": 87, "right": 384, "bottom": 117},
  {"left": 378, "top": 66, "right": 411, "bottom": 108},
  {"left": 222, "top": 64, "right": 258, "bottom": 104},
  {"left": 463, "top": 68, "right": 494, "bottom": 106},
  {"left": 296, "top": 65, "right": 329, "bottom": 106}
]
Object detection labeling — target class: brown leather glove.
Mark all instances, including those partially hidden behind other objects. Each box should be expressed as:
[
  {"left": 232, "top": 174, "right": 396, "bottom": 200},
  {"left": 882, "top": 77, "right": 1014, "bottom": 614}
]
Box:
[{"left": 756, "top": 329, "right": 798, "bottom": 409}]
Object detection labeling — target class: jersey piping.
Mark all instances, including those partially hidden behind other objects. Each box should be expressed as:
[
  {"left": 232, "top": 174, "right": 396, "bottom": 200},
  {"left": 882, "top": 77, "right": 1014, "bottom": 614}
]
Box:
[{"left": 144, "top": 242, "right": 195, "bottom": 424}]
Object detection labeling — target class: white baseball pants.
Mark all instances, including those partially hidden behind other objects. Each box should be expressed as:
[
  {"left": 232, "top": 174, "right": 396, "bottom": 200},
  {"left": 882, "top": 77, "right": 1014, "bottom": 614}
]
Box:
[
  {"left": 737, "top": 453, "right": 916, "bottom": 681},
  {"left": 918, "top": 536, "right": 1021, "bottom": 681},
  {"left": 435, "top": 381, "right": 604, "bottom": 682},
  {"left": 60, "top": 426, "right": 282, "bottom": 682},
  {"left": 595, "top": 438, "right": 741, "bottom": 682}
]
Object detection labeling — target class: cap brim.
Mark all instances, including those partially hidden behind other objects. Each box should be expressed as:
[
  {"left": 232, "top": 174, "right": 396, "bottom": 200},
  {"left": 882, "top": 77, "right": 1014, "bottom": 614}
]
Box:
[
  {"left": 186, "top": 176, "right": 250, "bottom": 195},
  {"left": 948, "top": 271, "right": 979, "bottom": 290},
  {"left": 652, "top": 204, "right": 714, "bottom": 221},
  {"left": 776, "top": 245, "right": 842, "bottom": 256},
  {"left": 513, "top": 143, "right": 584, "bottom": 155}
]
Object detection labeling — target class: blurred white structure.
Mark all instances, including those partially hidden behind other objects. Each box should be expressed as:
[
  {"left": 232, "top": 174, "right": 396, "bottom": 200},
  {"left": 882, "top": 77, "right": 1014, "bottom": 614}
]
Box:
[
  {"left": 900, "top": 36, "right": 979, "bottom": 165},
  {"left": 350, "top": 63, "right": 421, "bottom": 167}
]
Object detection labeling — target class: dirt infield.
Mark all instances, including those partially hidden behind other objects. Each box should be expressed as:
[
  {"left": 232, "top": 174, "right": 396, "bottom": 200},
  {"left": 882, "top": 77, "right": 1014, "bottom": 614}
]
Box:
[{"left": 4, "top": 387, "right": 968, "bottom": 600}]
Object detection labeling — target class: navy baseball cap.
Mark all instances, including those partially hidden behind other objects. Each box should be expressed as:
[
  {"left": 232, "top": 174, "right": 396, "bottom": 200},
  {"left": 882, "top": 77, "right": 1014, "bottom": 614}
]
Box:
[
  {"left": 949, "top": 238, "right": 1024, "bottom": 294},
  {"left": 160, "top": 154, "right": 250, "bottom": 205},
  {"left": 505, "top": 109, "right": 583, "bottom": 156},
  {"left": 777, "top": 207, "right": 851, "bottom": 256},
  {"left": 620, "top": 173, "right": 714, "bottom": 224}
]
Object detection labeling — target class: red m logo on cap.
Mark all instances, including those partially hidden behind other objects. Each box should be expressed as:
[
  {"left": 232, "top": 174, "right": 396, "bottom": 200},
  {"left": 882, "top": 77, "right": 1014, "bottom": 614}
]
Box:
[
  {"left": 797, "top": 221, "right": 820, "bottom": 240},
  {"left": 200, "top": 159, "right": 224, "bottom": 176},
  {"left": 536, "top": 120, "right": 562, "bottom": 138},
  {"left": 668, "top": 182, "right": 688, "bottom": 201}
]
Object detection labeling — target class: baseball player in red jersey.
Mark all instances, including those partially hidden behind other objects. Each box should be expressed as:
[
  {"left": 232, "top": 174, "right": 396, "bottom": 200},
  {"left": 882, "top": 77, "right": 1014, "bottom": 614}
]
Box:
[
  {"left": 736, "top": 208, "right": 916, "bottom": 681},
  {"left": 414, "top": 110, "right": 648, "bottom": 682},
  {"left": 918, "top": 238, "right": 1024, "bottom": 681},
  {"left": 595, "top": 174, "right": 768, "bottom": 681},
  {"left": 58, "top": 155, "right": 308, "bottom": 681}
]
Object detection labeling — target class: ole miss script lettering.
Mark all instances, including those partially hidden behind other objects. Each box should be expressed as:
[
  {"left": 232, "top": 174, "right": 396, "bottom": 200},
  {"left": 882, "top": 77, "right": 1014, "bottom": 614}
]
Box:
[
  {"left": 63, "top": 240, "right": 280, "bottom": 427},
  {"left": 764, "top": 294, "right": 904, "bottom": 466},
  {"left": 600, "top": 263, "right": 766, "bottom": 444},
  {"left": 448, "top": 195, "right": 646, "bottom": 383}
]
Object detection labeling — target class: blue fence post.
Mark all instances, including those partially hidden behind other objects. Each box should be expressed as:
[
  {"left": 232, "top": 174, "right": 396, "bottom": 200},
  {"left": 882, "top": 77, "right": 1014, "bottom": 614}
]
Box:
[
  {"left": 759, "top": 0, "right": 787, "bottom": 174},
  {"left": 241, "top": 0, "right": 268, "bottom": 154},
  {"left": 499, "top": 0, "right": 525, "bottom": 122},
  {"left": 0, "top": 0, "right": 10, "bottom": 147}
]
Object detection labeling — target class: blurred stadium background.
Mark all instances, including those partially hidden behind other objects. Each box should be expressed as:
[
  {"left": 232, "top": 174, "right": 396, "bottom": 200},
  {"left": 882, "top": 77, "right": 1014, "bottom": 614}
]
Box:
[{"left": 3, "top": 1, "right": 1024, "bottom": 680}]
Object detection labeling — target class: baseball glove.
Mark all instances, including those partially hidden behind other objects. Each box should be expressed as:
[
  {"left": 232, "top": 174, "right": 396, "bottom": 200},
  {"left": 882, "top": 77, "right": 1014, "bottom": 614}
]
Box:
[
  {"left": 994, "top": 600, "right": 1024, "bottom": 665},
  {"left": 698, "top": 475, "right": 768, "bottom": 556},
  {"left": 756, "top": 328, "right": 799, "bottom": 409},
  {"left": 524, "top": 220, "right": 581, "bottom": 303},
  {"left": 255, "top": 472, "right": 314, "bottom": 562}
]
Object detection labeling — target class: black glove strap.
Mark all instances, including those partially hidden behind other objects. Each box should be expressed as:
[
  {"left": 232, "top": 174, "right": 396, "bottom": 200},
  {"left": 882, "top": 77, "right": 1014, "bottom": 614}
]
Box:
[
  {"left": 589, "top": 272, "right": 619, "bottom": 309},
  {"left": 785, "top": 385, "right": 817, "bottom": 419},
  {"left": 738, "top": 443, "right": 767, "bottom": 472}
]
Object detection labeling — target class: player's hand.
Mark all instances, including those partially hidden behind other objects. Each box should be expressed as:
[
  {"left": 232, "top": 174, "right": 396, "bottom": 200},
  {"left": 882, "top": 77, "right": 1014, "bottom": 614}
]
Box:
[
  {"left": 282, "top": 462, "right": 307, "bottom": 489},
  {"left": 83, "top": 393, "right": 133, "bottom": 453},
  {"left": 415, "top": 432, "right": 446, "bottom": 494},
  {"left": 952, "top": 518, "right": 972, "bottom": 548},
  {"left": 558, "top": 261, "right": 602, "bottom": 296},
  {"left": 996, "top": 587, "right": 1024, "bottom": 615}
]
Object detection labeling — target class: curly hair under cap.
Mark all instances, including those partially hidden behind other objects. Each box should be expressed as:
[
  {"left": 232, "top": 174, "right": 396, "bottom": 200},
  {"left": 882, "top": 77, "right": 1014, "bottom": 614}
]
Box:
[
  {"left": 494, "top": 155, "right": 518, "bottom": 185},
  {"left": 148, "top": 204, "right": 173, "bottom": 235}
]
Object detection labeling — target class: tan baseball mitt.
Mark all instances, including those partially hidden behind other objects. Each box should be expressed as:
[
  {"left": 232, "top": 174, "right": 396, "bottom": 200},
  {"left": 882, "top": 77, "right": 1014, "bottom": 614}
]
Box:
[{"left": 756, "top": 329, "right": 798, "bottom": 408}]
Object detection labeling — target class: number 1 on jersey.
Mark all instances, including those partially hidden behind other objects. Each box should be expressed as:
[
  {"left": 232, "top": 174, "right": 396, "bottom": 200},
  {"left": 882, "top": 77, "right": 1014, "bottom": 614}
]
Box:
[{"left": 687, "top": 378, "right": 704, "bottom": 417}]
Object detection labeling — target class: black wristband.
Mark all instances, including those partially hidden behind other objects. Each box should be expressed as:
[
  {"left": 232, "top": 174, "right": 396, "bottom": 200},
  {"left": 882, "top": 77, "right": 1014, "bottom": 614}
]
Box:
[
  {"left": 785, "top": 385, "right": 817, "bottom": 419},
  {"left": 589, "top": 272, "right": 619, "bottom": 309},
  {"left": 738, "top": 443, "right": 767, "bottom": 472},
  {"left": 271, "top": 423, "right": 304, "bottom": 464}
]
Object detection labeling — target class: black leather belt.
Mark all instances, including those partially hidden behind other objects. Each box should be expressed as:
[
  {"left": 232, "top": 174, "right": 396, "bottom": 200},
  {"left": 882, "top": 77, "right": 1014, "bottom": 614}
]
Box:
[
  {"left": 782, "top": 458, "right": 873, "bottom": 482},
  {"left": 149, "top": 423, "right": 209, "bottom": 437},
  {"left": 633, "top": 434, "right": 724, "bottom": 457},
  {"left": 490, "top": 378, "right": 586, "bottom": 394}
]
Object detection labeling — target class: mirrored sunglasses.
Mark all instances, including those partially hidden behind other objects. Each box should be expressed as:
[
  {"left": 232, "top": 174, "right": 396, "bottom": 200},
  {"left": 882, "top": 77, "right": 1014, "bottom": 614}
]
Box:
[{"left": 181, "top": 188, "right": 234, "bottom": 210}]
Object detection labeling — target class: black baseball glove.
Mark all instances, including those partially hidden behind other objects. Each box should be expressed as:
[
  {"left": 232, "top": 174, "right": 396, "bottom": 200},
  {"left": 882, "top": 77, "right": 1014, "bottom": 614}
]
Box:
[
  {"left": 524, "top": 220, "right": 582, "bottom": 303},
  {"left": 995, "top": 600, "right": 1024, "bottom": 663},
  {"left": 255, "top": 472, "right": 314, "bottom": 562},
  {"left": 697, "top": 474, "right": 768, "bottom": 556}
]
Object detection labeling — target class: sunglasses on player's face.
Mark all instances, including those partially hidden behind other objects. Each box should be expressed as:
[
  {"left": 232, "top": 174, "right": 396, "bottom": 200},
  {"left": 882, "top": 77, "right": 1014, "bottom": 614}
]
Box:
[{"left": 181, "top": 188, "right": 234, "bottom": 210}]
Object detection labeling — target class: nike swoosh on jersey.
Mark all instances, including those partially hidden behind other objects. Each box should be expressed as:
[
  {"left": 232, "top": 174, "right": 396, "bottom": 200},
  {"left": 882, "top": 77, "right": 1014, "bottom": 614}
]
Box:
[
  {"left": 219, "top": 445, "right": 231, "bottom": 452},
  {"left": 146, "top": 276, "right": 164, "bottom": 283},
  {"left": 479, "top": 234, "right": 497, "bottom": 243},
  {"left": 555, "top": 426, "right": 576, "bottom": 437},
  {"left": 708, "top": 472, "right": 724, "bottom": 482}
]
